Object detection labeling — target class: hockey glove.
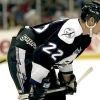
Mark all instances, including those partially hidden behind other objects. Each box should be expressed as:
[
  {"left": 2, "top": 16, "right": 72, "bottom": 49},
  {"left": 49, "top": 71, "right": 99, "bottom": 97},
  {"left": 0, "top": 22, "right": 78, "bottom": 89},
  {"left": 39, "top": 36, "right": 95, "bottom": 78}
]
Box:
[
  {"left": 65, "top": 74, "right": 77, "bottom": 95},
  {"left": 29, "top": 77, "right": 50, "bottom": 100},
  {"left": 58, "top": 72, "right": 77, "bottom": 95}
]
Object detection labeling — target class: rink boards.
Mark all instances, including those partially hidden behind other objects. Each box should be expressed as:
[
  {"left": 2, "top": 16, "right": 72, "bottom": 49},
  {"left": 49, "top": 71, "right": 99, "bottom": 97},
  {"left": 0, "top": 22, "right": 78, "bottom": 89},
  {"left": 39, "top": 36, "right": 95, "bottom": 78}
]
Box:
[{"left": 0, "top": 29, "right": 100, "bottom": 62}]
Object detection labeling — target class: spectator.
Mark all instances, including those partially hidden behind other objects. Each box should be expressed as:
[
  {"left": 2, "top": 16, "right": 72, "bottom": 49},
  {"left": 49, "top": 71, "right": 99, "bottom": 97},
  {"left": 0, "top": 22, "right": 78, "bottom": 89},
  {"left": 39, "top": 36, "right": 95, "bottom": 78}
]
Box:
[
  {"left": 12, "top": 4, "right": 24, "bottom": 27},
  {"left": 24, "top": 9, "right": 39, "bottom": 26},
  {"left": 8, "top": 12, "right": 16, "bottom": 28}
]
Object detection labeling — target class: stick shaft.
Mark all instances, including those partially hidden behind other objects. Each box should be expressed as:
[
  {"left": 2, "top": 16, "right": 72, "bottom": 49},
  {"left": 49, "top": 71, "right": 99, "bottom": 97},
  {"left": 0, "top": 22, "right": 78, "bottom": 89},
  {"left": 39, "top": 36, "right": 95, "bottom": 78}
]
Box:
[{"left": 77, "top": 67, "right": 93, "bottom": 84}]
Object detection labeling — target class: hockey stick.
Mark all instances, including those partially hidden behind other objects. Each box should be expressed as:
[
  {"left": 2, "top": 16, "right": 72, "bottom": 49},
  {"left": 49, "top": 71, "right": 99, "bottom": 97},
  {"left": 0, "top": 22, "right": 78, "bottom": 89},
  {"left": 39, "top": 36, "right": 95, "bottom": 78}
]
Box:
[
  {"left": 47, "top": 67, "right": 93, "bottom": 94},
  {"left": 0, "top": 59, "right": 6, "bottom": 63}
]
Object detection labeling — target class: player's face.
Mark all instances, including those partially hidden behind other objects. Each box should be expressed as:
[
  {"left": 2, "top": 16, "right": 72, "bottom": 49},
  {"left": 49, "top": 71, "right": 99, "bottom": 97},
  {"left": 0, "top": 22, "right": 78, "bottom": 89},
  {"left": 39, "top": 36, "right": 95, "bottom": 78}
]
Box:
[{"left": 93, "top": 20, "right": 100, "bottom": 35}]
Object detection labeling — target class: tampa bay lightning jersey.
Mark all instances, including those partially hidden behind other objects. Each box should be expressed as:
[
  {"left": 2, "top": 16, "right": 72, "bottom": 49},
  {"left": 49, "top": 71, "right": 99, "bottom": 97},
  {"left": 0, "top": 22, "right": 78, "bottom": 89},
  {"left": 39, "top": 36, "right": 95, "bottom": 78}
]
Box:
[
  {"left": 32, "top": 18, "right": 91, "bottom": 71},
  {"left": 14, "top": 18, "right": 91, "bottom": 71}
]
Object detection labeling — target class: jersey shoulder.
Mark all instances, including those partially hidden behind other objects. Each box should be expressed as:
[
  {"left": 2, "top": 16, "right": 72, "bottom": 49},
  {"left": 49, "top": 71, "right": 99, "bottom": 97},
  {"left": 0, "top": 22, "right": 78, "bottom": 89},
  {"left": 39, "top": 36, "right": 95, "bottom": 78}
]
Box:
[
  {"left": 58, "top": 18, "right": 83, "bottom": 44},
  {"left": 31, "top": 18, "right": 69, "bottom": 34}
]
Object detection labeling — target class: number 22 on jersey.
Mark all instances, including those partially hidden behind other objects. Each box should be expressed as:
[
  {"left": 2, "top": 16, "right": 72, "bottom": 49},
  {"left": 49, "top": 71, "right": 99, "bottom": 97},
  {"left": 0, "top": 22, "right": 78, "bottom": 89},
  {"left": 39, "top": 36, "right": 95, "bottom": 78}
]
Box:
[{"left": 42, "top": 42, "right": 63, "bottom": 61}]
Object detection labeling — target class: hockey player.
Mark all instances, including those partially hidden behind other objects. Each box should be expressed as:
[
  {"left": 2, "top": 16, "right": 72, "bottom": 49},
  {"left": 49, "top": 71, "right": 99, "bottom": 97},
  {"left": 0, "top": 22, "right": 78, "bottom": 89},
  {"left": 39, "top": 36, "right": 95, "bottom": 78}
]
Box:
[{"left": 7, "top": 1, "right": 100, "bottom": 100}]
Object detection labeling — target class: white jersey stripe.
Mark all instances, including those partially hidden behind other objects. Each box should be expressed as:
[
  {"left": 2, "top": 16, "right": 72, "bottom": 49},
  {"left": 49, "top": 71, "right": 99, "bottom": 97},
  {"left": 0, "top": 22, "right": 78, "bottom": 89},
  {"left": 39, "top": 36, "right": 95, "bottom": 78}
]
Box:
[{"left": 16, "top": 47, "right": 27, "bottom": 93}]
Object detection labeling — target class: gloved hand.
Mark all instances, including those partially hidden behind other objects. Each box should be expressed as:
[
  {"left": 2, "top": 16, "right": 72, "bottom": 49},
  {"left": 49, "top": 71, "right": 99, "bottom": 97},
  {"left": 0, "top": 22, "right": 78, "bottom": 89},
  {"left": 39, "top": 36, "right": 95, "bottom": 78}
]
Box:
[
  {"left": 58, "top": 72, "right": 77, "bottom": 95},
  {"left": 29, "top": 77, "right": 50, "bottom": 100},
  {"left": 64, "top": 74, "right": 77, "bottom": 95}
]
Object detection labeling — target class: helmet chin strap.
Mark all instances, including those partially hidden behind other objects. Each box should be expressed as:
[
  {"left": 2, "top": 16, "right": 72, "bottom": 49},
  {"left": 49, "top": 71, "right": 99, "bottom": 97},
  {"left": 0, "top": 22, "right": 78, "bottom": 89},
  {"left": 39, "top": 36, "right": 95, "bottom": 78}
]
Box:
[{"left": 86, "top": 21, "right": 96, "bottom": 37}]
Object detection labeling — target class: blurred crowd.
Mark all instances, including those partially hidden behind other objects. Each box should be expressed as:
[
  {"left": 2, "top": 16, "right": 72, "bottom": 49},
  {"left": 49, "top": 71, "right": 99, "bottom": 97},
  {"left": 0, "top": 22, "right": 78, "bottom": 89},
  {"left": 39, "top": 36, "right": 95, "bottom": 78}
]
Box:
[{"left": 0, "top": 0, "right": 86, "bottom": 29}]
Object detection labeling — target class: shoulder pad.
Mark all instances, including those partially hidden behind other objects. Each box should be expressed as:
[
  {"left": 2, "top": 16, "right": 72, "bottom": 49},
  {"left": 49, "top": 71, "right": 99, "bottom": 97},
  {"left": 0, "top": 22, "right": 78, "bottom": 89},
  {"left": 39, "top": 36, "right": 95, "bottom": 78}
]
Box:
[{"left": 58, "top": 19, "right": 83, "bottom": 44}]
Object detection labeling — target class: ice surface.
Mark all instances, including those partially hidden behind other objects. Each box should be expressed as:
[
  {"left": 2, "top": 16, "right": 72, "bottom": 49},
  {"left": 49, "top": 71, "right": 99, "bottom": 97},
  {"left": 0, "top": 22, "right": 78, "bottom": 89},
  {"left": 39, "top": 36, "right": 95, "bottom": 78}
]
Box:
[{"left": 0, "top": 59, "right": 100, "bottom": 100}]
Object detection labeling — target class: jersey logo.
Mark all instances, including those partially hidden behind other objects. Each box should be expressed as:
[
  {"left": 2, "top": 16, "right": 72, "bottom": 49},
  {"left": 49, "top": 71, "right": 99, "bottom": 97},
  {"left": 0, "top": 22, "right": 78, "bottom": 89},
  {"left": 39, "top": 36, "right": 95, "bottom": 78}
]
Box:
[
  {"left": 43, "top": 83, "right": 50, "bottom": 88},
  {"left": 62, "top": 28, "right": 75, "bottom": 38},
  {"left": 73, "top": 47, "right": 82, "bottom": 54},
  {"left": 20, "top": 34, "right": 36, "bottom": 49}
]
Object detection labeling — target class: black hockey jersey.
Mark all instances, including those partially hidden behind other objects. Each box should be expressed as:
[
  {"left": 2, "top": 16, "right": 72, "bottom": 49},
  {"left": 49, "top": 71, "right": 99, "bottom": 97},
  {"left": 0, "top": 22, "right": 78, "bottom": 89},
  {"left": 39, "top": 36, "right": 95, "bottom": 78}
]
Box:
[
  {"left": 32, "top": 18, "right": 91, "bottom": 71},
  {"left": 13, "top": 18, "right": 91, "bottom": 72}
]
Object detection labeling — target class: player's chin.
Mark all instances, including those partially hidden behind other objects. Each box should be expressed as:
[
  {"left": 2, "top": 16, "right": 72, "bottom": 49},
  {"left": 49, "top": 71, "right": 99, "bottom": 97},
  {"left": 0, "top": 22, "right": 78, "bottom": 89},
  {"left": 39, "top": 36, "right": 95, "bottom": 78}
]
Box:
[{"left": 94, "top": 32, "right": 100, "bottom": 35}]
